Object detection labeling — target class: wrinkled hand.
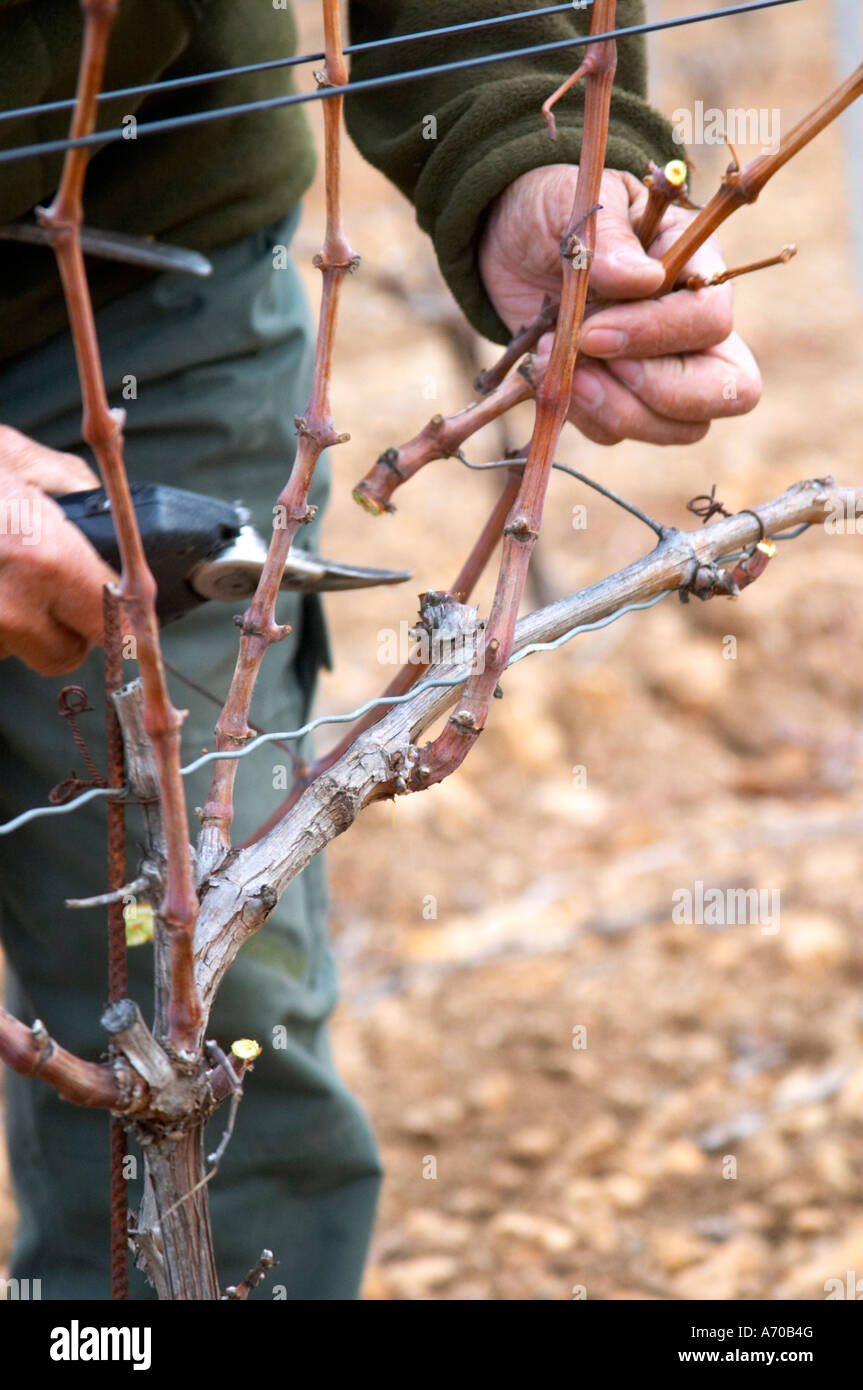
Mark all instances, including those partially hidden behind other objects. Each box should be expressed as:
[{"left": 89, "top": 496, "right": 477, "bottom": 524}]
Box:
[
  {"left": 479, "top": 165, "right": 761, "bottom": 446},
  {"left": 0, "top": 425, "right": 116, "bottom": 675}
]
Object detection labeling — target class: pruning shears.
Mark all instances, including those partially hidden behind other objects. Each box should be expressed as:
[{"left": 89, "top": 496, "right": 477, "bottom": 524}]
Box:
[
  {"left": 59, "top": 483, "right": 412, "bottom": 625},
  {"left": 4, "top": 222, "right": 410, "bottom": 622},
  {"left": 0, "top": 219, "right": 214, "bottom": 277}
]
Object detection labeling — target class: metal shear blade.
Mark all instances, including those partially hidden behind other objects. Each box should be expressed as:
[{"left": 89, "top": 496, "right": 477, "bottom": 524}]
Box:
[
  {"left": 190, "top": 526, "right": 412, "bottom": 600},
  {"left": 0, "top": 220, "right": 213, "bottom": 277}
]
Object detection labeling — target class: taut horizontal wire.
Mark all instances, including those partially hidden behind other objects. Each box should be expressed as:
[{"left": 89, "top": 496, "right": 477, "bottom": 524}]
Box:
[
  {"left": 0, "top": 0, "right": 805, "bottom": 168},
  {"left": 0, "top": 3, "right": 592, "bottom": 126}
]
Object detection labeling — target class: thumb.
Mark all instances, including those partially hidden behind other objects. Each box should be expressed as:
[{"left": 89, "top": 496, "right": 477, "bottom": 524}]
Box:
[{"left": 588, "top": 197, "right": 665, "bottom": 302}]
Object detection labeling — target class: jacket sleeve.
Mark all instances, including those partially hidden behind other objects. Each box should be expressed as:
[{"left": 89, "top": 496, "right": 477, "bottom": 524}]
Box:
[
  {"left": 0, "top": 0, "right": 192, "bottom": 228},
  {"left": 346, "top": 0, "right": 680, "bottom": 343}
]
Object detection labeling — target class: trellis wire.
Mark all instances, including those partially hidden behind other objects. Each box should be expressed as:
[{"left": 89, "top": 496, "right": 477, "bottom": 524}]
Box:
[
  {"left": 0, "top": 589, "right": 674, "bottom": 836},
  {"left": 0, "top": 0, "right": 806, "bottom": 168},
  {"left": 458, "top": 454, "right": 667, "bottom": 537},
  {"left": 0, "top": 3, "right": 595, "bottom": 125},
  {"left": 0, "top": 495, "right": 812, "bottom": 839}
]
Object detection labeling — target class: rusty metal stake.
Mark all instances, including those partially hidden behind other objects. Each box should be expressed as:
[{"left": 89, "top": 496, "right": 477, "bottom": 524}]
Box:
[{"left": 104, "top": 584, "right": 129, "bottom": 1301}]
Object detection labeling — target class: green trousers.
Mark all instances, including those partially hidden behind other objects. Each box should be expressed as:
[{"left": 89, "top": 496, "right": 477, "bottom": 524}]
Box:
[{"left": 0, "top": 208, "right": 382, "bottom": 1300}]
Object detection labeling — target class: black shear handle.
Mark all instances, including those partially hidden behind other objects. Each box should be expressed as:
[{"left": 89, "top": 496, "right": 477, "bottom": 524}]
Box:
[{"left": 58, "top": 482, "right": 242, "bottom": 625}]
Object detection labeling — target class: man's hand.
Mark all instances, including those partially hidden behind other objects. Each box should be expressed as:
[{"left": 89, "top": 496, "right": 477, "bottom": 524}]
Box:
[
  {"left": 0, "top": 425, "right": 116, "bottom": 675},
  {"left": 479, "top": 165, "right": 761, "bottom": 446}
]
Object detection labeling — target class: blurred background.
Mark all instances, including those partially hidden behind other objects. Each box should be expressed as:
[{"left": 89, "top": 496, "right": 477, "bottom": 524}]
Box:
[{"left": 2, "top": 0, "right": 862, "bottom": 1300}]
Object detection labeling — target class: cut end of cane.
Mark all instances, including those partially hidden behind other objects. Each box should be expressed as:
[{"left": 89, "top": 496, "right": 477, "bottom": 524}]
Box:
[
  {"left": 352, "top": 486, "right": 385, "bottom": 516},
  {"left": 123, "top": 901, "right": 154, "bottom": 947},
  {"left": 665, "top": 159, "right": 688, "bottom": 188},
  {"left": 232, "top": 1038, "right": 262, "bottom": 1062}
]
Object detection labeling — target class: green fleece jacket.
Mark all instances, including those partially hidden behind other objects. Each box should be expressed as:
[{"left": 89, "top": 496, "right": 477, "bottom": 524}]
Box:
[{"left": 0, "top": 0, "right": 678, "bottom": 360}]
